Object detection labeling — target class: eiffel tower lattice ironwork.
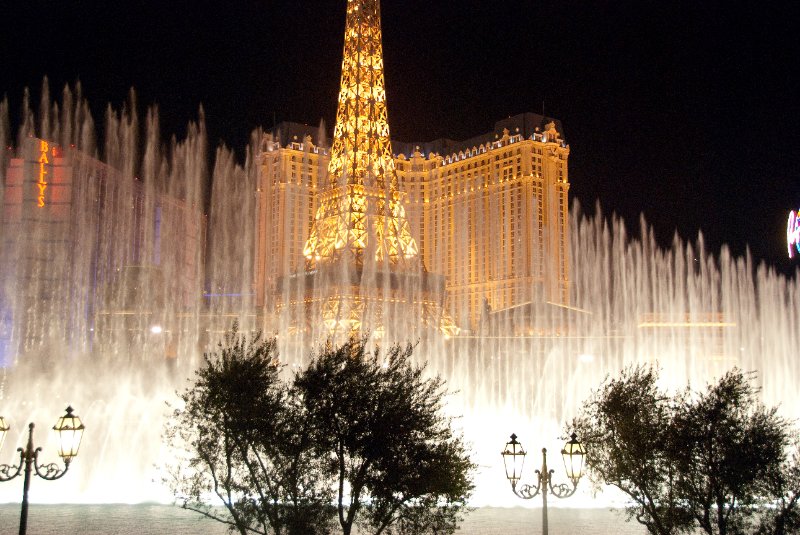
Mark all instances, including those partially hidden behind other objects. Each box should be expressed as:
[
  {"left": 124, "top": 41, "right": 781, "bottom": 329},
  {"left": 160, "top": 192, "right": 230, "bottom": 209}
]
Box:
[
  {"left": 291, "top": 0, "right": 457, "bottom": 338},
  {"left": 303, "top": 0, "right": 418, "bottom": 269}
]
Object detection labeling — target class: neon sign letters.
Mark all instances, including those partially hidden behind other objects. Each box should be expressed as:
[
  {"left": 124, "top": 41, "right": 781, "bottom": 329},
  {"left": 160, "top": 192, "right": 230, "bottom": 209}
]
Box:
[
  {"left": 788, "top": 209, "right": 800, "bottom": 258},
  {"left": 37, "top": 140, "right": 49, "bottom": 208}
]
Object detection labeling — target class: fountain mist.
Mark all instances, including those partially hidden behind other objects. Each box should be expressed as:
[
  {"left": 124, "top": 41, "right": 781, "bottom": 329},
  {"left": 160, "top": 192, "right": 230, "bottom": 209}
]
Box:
[{"left": 0, "top": 82, "right": 798, "bottom": 506}]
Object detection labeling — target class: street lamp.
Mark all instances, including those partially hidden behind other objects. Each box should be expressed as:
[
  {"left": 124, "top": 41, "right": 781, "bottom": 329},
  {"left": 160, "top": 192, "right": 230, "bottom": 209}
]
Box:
[
  {"left": 501, "top": 432, "right": 586, "bottom": 535},
  {"left": 0, "top": 416, "right": 9, "bottom": 452},
  {"left": 0, "top": 406, "right": 85, "bottom": 535}
]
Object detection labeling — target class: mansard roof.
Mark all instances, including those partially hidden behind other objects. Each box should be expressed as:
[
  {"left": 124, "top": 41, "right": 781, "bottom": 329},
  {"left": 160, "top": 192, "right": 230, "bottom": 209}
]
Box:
[
  {"left": 268, "top": 112, "right": 565, "bottom": 158},
  {"left": 393, "top": 112, "right": 565, "bottom": 158}
]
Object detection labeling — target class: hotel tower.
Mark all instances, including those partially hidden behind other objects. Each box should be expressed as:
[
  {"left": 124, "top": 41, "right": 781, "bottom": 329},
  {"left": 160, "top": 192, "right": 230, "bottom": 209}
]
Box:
[{"left": 255, "top": 0, "right": 570, "bottom": 337}]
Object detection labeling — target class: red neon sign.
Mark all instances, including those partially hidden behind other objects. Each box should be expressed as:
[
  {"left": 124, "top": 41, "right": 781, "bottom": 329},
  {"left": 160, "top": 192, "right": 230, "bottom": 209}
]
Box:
[{"left": 37, "top": 140, "right": 49, "bottom": 207}]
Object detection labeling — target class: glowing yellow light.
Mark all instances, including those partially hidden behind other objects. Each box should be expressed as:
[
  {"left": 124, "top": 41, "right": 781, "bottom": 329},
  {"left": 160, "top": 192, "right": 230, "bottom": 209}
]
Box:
[
  {"left": 638, "top": 321, "right": 736, "bottom": 328},
  {"left": 37, "top": 140, "right": 49, "bottom": 207},
  {"left": 286, "top": 0, "right": 460, "bottom": 339}
]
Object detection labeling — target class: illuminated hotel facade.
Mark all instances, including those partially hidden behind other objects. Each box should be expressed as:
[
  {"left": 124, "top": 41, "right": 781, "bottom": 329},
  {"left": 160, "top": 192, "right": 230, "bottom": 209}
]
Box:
[
  {"left": 254, "top": 0, "right": 569, "bottom": 336},
  {"left": 255, "top": 113, "right": 570, "bottom": 334}
]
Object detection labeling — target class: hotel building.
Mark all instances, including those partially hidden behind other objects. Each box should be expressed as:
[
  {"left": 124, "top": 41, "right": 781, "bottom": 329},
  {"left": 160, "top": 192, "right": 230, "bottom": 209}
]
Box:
[
  {"left": 0, "top": 137, "right": 204, "bottom": 362},
  {"left": 255, "top": 112, "right": 570, "bottom": 334}
]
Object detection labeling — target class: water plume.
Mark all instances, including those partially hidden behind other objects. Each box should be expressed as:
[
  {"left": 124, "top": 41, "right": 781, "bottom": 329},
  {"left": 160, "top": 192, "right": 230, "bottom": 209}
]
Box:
[{"left": 0, "top": 79, "right": 797, "bottom": 506}]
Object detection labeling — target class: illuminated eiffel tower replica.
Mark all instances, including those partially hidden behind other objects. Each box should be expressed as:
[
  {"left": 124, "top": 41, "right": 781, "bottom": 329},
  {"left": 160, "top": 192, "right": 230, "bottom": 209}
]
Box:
[{"left": 276, "top": 0, "right": 457, "bottom": 342}]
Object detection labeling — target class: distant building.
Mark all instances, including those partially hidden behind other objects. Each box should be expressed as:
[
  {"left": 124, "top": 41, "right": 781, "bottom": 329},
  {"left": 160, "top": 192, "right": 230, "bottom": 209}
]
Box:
[
  {"left": 255, "top": 112, "right": 570, "bottom": 334},
  {"left": 0, "top": 137, "right": 204, "bottom": 362},
  {"left": 255, "top": 128, "right": 328, "bottom": 311},
  {"left": 397, "top": 114, "right": 570, "bottom": 332}
]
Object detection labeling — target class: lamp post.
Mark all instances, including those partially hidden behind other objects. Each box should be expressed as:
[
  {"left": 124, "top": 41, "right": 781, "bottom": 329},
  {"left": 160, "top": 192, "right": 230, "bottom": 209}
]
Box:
[
  {"left": 501, "top": 432, "right": 586, "bottom": 535},
  {"left": 0, "top": 406, "right": 85, "bottom": 535}
]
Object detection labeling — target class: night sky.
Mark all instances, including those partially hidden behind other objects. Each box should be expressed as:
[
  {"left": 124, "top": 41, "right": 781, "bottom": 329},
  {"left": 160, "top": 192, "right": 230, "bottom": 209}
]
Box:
[{"left": 2, "top": 1, "right": 799, "bottom": 272}]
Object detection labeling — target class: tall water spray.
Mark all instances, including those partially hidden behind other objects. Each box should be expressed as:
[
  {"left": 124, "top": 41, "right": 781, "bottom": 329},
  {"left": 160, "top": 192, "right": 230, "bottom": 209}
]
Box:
[
  {"left": 0, "top": 82, "right": 211, "bottom": 502},
  {"left": 0, "top": 82, "right": 798, "bottom": 506}
]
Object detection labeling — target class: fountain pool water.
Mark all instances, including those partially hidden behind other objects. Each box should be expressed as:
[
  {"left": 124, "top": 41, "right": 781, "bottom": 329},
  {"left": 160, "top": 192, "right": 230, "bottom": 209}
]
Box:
[{"left": 0, "top": 83, "right": 798, "bottom": 507}]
